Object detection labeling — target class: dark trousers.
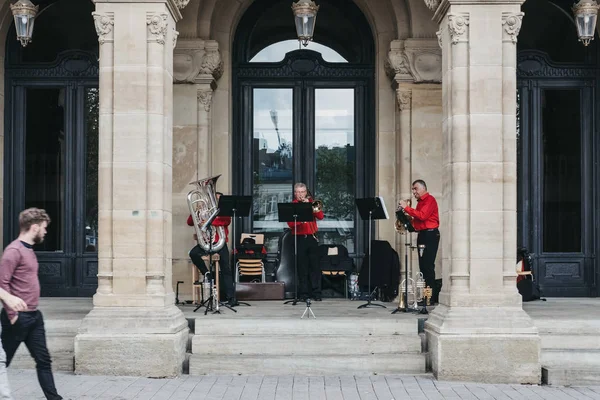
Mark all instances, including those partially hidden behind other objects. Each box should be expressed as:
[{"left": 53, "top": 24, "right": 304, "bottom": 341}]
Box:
[
  {"left": 296, "top": 235, "right": 321, "bottom": 298},
  {"left": 1, "top": 310, "right": 62, "bottom": 400},
  {"left": 417, "top": 229, "right": 440, "bottom": 297},
  {"left": 189, "top": 243, "right": 234, "bottom": 300}
]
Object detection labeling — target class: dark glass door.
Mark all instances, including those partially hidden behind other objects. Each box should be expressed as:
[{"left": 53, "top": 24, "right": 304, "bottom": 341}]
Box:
[
  {"left": 4, "top": 83, "right": 98, "bottom": 296},
  {"left": 518, "top": 81, "right": 595, "bottom": 296},
  {"left": 249, "top": 84, "right": 360, "bottom": 254}
]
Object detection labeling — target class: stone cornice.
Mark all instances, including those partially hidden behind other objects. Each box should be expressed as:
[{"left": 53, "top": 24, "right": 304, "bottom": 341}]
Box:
[
  {"left": 92, "top": 0, "right": 183, "bottom": 22},
  {"left": 173, "top": 39, "right": 223, "bottom": 85},
  {"left": 433, "top": 0, "right": 524, "bottom": 22}
]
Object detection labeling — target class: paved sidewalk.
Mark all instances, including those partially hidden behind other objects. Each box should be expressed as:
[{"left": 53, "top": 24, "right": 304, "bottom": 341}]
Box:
[{"left": 6, "top": 369, "right": 600, "bottom": 400}]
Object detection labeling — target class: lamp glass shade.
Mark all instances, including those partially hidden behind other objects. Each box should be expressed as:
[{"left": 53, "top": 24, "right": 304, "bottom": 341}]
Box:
[
  {"left": 10, "top": 0, "right": 39, "bottom": 47},
  {"left": 573, "top": 0, "right": 600, "bottom": 46},
  {"left": 292, "top": 1, "right": 319, "bottom": 47}
]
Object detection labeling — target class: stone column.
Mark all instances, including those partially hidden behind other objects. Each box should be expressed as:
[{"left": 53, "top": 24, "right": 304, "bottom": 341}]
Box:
[
  {"left": 386, "top": 40, "right": 415, "bottom": 280},
  {"left": 75, "top": 0, "right": 189, "bottom": 377},
  {"left": 424, "top": 0, "right": 540, "bottom": 383}
]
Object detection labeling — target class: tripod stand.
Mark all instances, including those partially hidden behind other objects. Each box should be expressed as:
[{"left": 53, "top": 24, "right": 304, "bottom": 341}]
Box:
[
  {"left": 355, "top": 197, "right": 389, "bottom": 309},
  {"left": 278, "top": 202, "right": 314, "bottom": 306},
  {"left": 193, "top": 226, "right": 237, "bottom": 314},
  {"left": 301, "top": 298, "right": 316, "bottom": 319},
  {"left": 218, "top": 195, "right": 253, "bottom": 307}
]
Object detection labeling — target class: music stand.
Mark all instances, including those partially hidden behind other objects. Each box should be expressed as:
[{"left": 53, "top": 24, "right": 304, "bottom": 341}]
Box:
[
  {"left": 355, "top": 197, "right": 389, "bottom": 309},
  {"left": 218, "top": 195, "right": 253, "bottom": 307},
  {"left": 278, "top": 202, "right": 314, "bottom": 305},
  {"left": 392, "top": 209, "right": 417, "bottom": 314}
]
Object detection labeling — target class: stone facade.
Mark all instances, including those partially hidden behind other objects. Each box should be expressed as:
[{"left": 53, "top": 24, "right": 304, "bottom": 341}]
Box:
[{"left": 0, "top": 0, "right": 540, "bottom": 383}]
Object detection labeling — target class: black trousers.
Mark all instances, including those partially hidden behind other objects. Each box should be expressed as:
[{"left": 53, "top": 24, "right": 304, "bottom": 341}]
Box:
[
  {"left": 417, "top": 229, "right": 440, "bottom": 296},
  {"left": 1, "top": 310, "right": 62, "bottom": 400},
  {"left": 189, "top": 243, "right": 234, "bottom": 300},
  {"left": 296, "top": 235, "right": 321, "bottom": 298}
]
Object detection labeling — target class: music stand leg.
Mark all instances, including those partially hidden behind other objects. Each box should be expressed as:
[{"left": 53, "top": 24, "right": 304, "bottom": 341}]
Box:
[
  {"left": 284, "top": 215, "right": 299, "bottom": 305},
  {"left": 358, "top": 212, "right": 386, "bottom": 309},
  {"left": 230, "top": 207, "right": 250, "bottom": 307}
]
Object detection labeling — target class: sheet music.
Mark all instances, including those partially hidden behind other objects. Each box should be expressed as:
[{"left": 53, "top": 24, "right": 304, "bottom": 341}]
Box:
[{"left": 377, "top": 196, "right": 389, "bottom": 219}]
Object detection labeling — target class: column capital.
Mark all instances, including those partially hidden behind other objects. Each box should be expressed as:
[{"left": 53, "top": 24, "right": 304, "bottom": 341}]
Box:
[
  {"left": 173, "top": 39, "right": 223, "bottom": 85},
  {"left": 396, "top": 88, "right": 412, "bottom": 111},
  {"left": 197, "top": 89, "right": 213, "bottom": 112},
  {"left": 502, "top": 12, "right": 524, "bottom": 43},
  {"left": 432, "top": 0, "right": 525, "bottom": 23},
  {"left": 92, "top": 12, "right": 114, "bottom": 45}
]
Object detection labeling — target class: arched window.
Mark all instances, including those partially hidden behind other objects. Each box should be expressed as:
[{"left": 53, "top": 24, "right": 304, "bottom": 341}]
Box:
[
  {"left": 250, "top": 40, "right": 348, "bottom": 63},
  {"left": 233, "top": 0, "right": 375, "bottom": 260}
]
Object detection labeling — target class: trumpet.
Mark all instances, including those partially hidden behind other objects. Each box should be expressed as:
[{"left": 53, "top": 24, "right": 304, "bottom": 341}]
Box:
[
  {"left": 305, "top": 189, "right": 323, "bottom": 213},
  {"left": 395, "top": 198, "right": 413, "bottom": 234}
]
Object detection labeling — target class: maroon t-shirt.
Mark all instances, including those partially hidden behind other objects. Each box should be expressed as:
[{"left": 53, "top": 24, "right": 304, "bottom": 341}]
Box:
[{"left": 0, "top": 239, "right": 41, "bottom": 319}]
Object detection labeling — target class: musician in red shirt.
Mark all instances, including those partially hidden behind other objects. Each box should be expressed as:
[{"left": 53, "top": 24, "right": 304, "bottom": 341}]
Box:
[
  {"left": 288, "top": 183, "right": 324, "bottom": 301},
  {"left": 187, "top": 192, "right": 235, "bottom": 305},
  {"left": 399, "top": 180, "right": 440, "bottom": 302}
]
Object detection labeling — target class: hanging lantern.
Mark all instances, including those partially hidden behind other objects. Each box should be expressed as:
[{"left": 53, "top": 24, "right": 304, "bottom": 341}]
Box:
[
  {"left": 10, "top": 0, "right": 39, "bottom": 47},
  {"left": 291, "top": 0, "right": 319, "bottom": 47},
  {"left": 573, "top": 0, "right": 600, "bottom": 46}
]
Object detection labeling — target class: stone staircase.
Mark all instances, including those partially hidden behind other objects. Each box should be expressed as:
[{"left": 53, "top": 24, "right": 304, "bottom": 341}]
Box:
[
  {"left": 537, "top": 317, "right": 600, "bottom": 385},
  {"left": 187, "top": 317, "right": 427, "bottom": 376}
]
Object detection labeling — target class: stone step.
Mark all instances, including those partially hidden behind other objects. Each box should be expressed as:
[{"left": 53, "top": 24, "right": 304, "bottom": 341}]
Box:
[
  {"left": 192, "top": 317, "right": 417, "bottom": 336},
  {"left": 189, "top": 353, "right": 427, "bottom": 376},
  {"left": 542, "top": 366, "right": 600, "bottom": 385},
  {"left": 192, "top": 334, "right": 422, "bottom": 356},
  {"left": 541, "top": 349, "right": 600, "bottom": 367},
  {"left": 10, "top": 319, "right": 80, "bottom": 372},
  {"left": 541, "top": 334, "right": 600, "bottom": 350}
]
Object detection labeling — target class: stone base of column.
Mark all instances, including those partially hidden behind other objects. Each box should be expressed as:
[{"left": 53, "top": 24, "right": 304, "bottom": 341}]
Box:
[
  {"left": 74, "top": 305, "right": 188, "bottom": 377},
  {"left": 425, "top": 305, "right": 541, "bottom": 384}
]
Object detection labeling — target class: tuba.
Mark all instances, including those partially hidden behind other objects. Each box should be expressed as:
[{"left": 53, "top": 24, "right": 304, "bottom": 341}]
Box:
[
  {"left": 187, "top": 175, "right": 226, "bottom": 252},
  {"left": 395, "top": 199, "right": 413, "bottom": 234}
]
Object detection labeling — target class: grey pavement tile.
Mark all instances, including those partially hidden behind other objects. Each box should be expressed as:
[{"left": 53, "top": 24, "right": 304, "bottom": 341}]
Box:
[
  {"left": 292, "top": 376, "right": 310, "bottom": 400},
  {"left": 206, "top": 375, "right": 234, "bottom": 400},
  {"left": 572, "top": 387, "right": 600, "bottom": 400},
  {"left": 221, "top": 375, "right": 248, "bottom": 400},
  {"left": 370, "top": 375, "right": 395, "bottom": 400},
  {"left": 354, "top": 376, "right": 377, "bottom": 400},
  {"left": 273, "top": 376, "right": 292, "bottom": 400},
  {"left": 238, "top": 375, "right": 263, "bottom": 400},
  {"left": 339, "top": 376, "right": 361, "bottom": 400},
  {"left": 557, "top": 387, "right": 595, "bottom": 400},
  {"left": 187, "top": 376, "right": 218, "bottom": 400},
  {"left": 384, "top": 376, "right": 410, "bottom": 400},
  {"left": 257, "top": 375, "right": 277, "bottom": 400},
  {"left": 308, "top": 376, "right": 326, "bottom": 400},
  {"left": 324, "top": 376, "right": 344, "bottom": 400}
]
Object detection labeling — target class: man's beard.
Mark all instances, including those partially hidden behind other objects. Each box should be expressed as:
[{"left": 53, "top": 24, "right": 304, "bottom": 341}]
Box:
[{"left": 33, "top": 233, "right": 44, "bottom": 244}]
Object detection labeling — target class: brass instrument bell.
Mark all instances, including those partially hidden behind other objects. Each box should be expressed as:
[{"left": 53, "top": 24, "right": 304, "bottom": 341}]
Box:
[
  {"left": 395, "top": 198, "right": 413, "bottom": 234},
  {"left": 306, "top": 189, "right": 323, "bottom": 213}
]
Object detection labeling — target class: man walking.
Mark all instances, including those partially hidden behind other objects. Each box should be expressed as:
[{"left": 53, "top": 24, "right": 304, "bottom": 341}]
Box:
[{"left": 0, "top": 208, "right": 62, "bottom": 400}]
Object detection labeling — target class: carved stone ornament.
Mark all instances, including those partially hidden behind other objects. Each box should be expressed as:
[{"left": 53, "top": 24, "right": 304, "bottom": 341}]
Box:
[
  {"left": 147, "top": 13, "right": 168, "bottom": 45},
  {"left": 424, "top": 0, "right": 440, "bottom": 11},
  {"left": 502, "top": 12, "right": 524, "bottom": 44},
  {"left": 385, "top": 40, "right": 412, "bottom": 81},
  {"left": 197, "top": 90, "right": 213, "bottom": 112},
  {"left": 403, "top": 38, "right": 442, "bottom": 83},
  {"left": 173, "top": 28, "right": 179, "bottom": 48},
  {"left": 175, "top": 0, "right": 190, "bottom": 8},
  {"left": 92, "top": 12, "right": 114, "bottom": 45},
  {"left": 397, "top": 89, "right": 412, "bottom": 111},
  {"left": 173, "top": 39, "right": 223, "bottom": 84},
  {"left": 436, "top": 30, "right": 443, "bottom": 49},
  {"left": 200, "top": 45, "right": 223, "bottom": 81},
  {"left": 448, "top": 14, "right": 470, "bottom": 44}
]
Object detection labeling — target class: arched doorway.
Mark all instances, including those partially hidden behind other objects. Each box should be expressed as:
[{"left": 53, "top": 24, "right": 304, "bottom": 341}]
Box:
[
  {"left": 3, "top": 0, "right": 98, "bottom": 296},
  {"left": 232, "top": 0, "right": 375, "bottom": 261},
  {"left": 517, "top": 0, "right": 599, "bottom": 296}
]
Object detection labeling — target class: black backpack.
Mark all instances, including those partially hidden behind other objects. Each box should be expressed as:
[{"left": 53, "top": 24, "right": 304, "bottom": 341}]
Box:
[{"left": 516, "top": 247, "right": 545, "bottom": 302}]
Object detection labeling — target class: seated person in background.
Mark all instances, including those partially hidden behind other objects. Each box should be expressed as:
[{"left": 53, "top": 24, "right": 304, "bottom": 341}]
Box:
[{"left": 187, "top": 192, "right": 236, "bottom": 306}]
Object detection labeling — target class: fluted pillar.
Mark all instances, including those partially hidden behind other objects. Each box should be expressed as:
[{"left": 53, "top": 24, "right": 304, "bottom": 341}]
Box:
[
  {"left": 424, "top": 0, "right": 540, "bottom": 384},
  {"left": 75, "top": 0, "right": 189, "bottom": 377}
]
